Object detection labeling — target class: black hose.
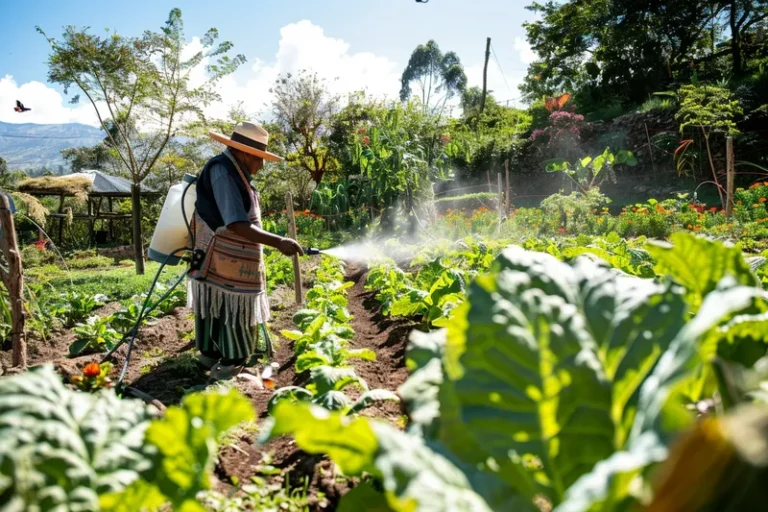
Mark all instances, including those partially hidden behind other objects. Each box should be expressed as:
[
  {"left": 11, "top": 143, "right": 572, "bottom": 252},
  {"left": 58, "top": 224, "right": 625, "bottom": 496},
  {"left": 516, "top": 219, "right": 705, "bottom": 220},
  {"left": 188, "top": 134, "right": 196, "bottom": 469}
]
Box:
[
  {"left": 181, "top": 177, "right": 197, "bottom": 248},
  {"left": 103, "top": 246, "right": 189, "bottom": 387}
]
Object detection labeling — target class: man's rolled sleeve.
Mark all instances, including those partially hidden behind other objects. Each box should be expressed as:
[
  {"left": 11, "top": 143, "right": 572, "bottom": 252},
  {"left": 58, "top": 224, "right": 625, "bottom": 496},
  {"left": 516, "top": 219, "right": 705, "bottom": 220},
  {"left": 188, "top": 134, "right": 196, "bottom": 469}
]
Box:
[{"left": 209, "top": 164, "right": 249, "bottom": 227}]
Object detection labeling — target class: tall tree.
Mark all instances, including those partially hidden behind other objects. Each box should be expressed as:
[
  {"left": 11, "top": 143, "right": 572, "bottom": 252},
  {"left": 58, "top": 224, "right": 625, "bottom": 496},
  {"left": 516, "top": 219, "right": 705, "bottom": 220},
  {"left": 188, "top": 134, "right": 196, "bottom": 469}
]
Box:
[
  {"left": 60, "top": 144, "right": 111, "bottom": 172},
  {"left": 271, "top": 71, "right": 340, "bottom": 185},
  {"left": 400, "top": 40, "right": 468, "bottom": 114},
  {"left": 726, "top": 0, "right": 768, "bottom": 76},
  {"left": 521, "top": 0, "right": 737, "bottom": 104},
  {"left": 39, "top": 9, "right": 245, "bottom": 274}
]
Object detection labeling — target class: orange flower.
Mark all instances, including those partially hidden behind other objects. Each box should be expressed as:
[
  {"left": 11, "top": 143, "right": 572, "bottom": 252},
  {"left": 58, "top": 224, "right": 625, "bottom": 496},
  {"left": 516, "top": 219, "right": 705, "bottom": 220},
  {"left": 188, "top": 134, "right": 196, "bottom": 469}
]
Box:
[
  {"left": 760, "top": 197, "right": 767, "bottom": 203},
  {"left": 303, "top": 209, "right": 310, "bottom": 215},
  {"left": 687, "top": 224, "right": 693, "bottom": 229},
  {"left": 83, "top": 362, "right": 101, "bottom": 378}
]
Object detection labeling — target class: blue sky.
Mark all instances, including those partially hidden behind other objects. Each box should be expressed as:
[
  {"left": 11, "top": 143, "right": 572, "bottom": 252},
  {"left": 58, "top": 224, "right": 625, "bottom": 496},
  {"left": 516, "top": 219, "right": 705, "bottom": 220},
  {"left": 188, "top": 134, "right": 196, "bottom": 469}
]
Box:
[{"left": 0, "top": 0, "right": 538, "bottom": 125}]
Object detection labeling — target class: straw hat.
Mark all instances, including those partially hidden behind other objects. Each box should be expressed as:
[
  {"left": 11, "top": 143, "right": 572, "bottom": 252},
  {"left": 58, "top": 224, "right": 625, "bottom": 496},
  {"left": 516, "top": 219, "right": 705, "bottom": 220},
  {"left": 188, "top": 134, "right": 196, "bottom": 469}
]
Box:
[{"left": 209, "top": 122, "right": 282, "bottom": 162}]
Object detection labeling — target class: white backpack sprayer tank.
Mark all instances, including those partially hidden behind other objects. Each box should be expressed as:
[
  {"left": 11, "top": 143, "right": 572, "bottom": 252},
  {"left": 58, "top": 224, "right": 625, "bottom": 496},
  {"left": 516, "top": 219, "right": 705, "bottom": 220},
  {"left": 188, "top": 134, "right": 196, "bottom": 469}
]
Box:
[{"left": 148, "top": 173, "right": 197, "bottom": 265}]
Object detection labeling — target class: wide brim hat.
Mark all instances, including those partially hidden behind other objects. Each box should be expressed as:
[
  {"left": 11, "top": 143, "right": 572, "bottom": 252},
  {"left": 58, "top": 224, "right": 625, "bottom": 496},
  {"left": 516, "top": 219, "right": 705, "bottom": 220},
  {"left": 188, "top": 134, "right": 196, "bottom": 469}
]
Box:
[{"left": 209, "top": 122, "right": 282, "bottom": 162}]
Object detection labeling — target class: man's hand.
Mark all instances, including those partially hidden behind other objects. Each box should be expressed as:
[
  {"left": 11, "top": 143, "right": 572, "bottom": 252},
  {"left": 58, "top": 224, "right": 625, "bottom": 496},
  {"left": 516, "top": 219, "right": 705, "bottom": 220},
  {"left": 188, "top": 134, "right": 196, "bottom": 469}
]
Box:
[{"left": 278, "top": 237, "right": 304, "bottom": 256}]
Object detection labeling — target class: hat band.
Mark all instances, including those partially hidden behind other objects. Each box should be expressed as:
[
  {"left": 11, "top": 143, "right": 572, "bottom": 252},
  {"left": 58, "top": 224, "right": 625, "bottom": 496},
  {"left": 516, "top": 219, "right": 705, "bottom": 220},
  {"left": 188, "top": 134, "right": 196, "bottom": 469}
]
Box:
[{"left": 231, "top": 132, "right": 268, "bottom": 152}]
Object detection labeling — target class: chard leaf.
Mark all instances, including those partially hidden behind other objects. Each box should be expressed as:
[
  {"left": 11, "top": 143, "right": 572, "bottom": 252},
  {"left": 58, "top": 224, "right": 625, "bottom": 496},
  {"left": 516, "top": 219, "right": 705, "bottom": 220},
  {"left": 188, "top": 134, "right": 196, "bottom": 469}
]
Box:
[
  {"left": 646, "top": 233, "right": 759, "bottom": 311},
  {"left": 260, "top": 402, "right": 377, "bottom": 475},
  {"left": 348, "top": 389, "right": 400, "bottom": 415},
  {"left": 0, "top": 365, "right": 156, "bottom": 510}
]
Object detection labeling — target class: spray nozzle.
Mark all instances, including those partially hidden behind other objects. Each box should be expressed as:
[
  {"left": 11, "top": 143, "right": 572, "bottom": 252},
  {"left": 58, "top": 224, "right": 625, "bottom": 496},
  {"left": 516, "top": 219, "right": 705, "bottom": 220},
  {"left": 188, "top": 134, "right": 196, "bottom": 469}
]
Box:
[{"left": 305, "top": 247, "right": 321, "bottom": 256}]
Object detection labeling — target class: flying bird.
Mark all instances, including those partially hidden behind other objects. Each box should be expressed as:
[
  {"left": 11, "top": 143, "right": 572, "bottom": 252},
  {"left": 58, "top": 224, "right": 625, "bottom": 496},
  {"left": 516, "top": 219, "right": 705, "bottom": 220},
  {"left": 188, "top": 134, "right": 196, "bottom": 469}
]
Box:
[{"left": 14, "top": 100, "right": 31, "bottom": 113}]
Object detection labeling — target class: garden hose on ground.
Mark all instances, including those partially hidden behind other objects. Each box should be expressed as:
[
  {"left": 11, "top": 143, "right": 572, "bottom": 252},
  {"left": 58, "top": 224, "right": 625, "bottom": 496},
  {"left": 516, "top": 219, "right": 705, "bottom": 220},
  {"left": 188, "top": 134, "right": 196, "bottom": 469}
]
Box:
[
  {"left": 103, "top": 246, "right": 189, "bottom": 387},
  {"left": 108, "top": 177, "right": 198, "bottom": 388}
]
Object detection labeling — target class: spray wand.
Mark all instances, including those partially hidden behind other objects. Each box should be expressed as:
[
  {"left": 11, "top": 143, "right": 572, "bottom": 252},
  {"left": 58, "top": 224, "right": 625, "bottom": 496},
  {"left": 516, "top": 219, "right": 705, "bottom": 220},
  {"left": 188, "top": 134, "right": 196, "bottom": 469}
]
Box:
[{"left": 304, "top": 247, "right": 321, "bottom": 256}]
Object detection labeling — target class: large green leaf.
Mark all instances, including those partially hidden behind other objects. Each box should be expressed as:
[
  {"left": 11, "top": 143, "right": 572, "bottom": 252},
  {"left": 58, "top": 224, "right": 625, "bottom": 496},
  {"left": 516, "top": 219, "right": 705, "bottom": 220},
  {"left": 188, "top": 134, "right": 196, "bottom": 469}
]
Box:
[
  {"left": 560, "top": 284, "right": 768, "bottom": 511},
  {"left": 646, "top": 233, "right": 760, "bottom": 310},
  {"left": 449, "top": 247, "right": 687, "bottom": 501},
  {"left": 0, "top": 365, "right": 156, "bottom": 510},
  {"left": 260, "top": 402, "right": 377, "bottom": 475},
  {"left": 103, "top": 387, "right": 255, "bottom": 511}
]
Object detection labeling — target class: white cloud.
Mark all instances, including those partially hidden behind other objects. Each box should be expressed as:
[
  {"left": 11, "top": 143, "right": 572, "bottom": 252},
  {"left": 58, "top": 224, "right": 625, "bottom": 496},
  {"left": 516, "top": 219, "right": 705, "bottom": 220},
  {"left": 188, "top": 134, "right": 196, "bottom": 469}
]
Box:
[
  {"left": 514, "top": 37, "right": 538, "bottom": 65},
  {"left": 0, "top": 75, "right": 99, "bottom": 126},
  {"left": 0, "top": 20, "right": 405, "bottom": 127},
  {"left": 202, "top": 20, "right": 401, "bottom": 121}
]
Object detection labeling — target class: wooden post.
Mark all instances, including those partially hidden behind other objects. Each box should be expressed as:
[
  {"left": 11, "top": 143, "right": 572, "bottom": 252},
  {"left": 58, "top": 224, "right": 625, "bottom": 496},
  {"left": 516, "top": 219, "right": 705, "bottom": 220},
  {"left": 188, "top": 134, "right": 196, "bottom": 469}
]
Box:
[
  {"left": 497, "top": 172, "right": 503, "bottom": 234},
  {"left": 285, "top": 192, "right": 303, "bottom": 304},
  {"left": 0, "top": 194, "right": 26, "bottom": 369},
  {"left": 108, "top": 197, "right": 114, "bottom": 242},
  {"left": 480, "top": 37, "right": 491, "bottom": 114},
  {"left": 726, "top": 136, "right": 735, "bottom": 218},
  {"left": 88, "top": 198, "right": 95, "bottom": 246},
  {"left": 504, "top": 159, "right": 511, "bottom": 214},
  {"left": 57, "top": 194, "right": 65, "bottom": 245},
  {"left": 644, "top": 123, "right": 657, "bottom": 174}
]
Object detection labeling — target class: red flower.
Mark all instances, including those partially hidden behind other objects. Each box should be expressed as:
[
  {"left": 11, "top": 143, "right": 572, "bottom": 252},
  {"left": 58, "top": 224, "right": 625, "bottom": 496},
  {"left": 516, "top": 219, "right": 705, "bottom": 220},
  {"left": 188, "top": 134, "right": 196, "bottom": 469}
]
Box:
[
  {"left": 33, "top": 240, "right": 47, "bottom": 251},
  {"left": 358, "top": 127, "right": 367, "bottom": 135},
  {"left": 362, "top": 136, "right": 370, "bottom": 145},
  {"left": 709, "top": 207, "right": 718, "bottom": 212},
  {"left": 440, "top": 135, "right": 451, "bottom": 144},
  {"left": 557, "top": 227, "right": 566, "bottom": 234},
  {"left": 83, "top": 362, "right": 101, "bottom": 378}
]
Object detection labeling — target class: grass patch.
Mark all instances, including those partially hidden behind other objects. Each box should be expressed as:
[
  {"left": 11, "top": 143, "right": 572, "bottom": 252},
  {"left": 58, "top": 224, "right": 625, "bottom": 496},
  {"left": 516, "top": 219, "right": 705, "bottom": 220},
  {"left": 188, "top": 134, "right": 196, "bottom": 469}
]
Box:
[
  {"left": 66, "top": 255, "right": 114, "bottom": 270},
  {"left": 28, "top": 261, "right": 186, "bottom": 303}
]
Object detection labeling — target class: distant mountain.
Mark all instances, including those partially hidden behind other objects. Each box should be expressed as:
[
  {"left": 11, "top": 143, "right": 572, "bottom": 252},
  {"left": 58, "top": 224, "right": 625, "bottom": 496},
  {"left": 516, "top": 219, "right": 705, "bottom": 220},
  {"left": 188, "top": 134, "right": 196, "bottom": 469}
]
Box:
[{"left": 0, "top": 121, "right": 104, "bottom": 173}]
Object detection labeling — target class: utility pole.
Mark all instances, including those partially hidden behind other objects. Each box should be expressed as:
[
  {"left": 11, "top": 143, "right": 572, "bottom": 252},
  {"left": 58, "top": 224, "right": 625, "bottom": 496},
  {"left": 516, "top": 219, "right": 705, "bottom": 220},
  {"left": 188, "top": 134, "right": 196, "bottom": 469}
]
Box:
[{"left": 480, "top": 37, "right": 491, "bottom": 114}]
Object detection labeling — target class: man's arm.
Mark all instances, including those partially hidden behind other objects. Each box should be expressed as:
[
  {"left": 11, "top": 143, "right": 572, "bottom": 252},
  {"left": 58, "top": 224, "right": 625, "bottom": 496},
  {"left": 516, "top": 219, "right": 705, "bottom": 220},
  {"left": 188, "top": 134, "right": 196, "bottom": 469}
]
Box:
[
  {"left": 209, "top": 163, "right": 303, "bottom": 256},
  {"left": 228, "top": 222, "right": 303, "bottom": 256}
]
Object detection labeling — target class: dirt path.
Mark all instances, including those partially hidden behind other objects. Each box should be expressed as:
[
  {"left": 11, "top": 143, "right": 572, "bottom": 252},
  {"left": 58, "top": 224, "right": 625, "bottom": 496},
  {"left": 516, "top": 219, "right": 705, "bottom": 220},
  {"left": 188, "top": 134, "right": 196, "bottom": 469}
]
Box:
[{"left": 215, "top": 262, "right": 412, "bottom": 509}]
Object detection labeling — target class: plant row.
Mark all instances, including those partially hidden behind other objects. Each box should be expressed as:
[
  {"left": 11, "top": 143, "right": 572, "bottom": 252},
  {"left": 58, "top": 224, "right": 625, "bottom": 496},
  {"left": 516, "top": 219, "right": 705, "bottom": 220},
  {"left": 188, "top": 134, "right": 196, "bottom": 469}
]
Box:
[
  {"left": 261, "top": 233, "right": 768, "bottom": 511},
  {"left": 268, "top": 255, "right": 398, "bottom": 416}
]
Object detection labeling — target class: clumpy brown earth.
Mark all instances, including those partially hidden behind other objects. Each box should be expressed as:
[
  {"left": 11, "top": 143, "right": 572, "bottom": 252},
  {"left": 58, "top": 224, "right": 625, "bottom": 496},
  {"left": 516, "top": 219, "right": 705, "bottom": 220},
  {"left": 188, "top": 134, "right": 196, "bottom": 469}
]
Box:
[
  {"left": 214, "top": 263, "right": 412, "bottom": 509},
  {"left": 0, "top": 261, "right": 413, "bottom": 510}
]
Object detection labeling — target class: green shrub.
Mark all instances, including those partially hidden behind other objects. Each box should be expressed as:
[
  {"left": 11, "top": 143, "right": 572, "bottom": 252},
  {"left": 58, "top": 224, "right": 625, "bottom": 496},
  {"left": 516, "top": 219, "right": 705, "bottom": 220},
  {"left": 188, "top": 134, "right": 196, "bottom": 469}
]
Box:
[{"left": 637, "top": 96, "right": 676, "bottom": 113}]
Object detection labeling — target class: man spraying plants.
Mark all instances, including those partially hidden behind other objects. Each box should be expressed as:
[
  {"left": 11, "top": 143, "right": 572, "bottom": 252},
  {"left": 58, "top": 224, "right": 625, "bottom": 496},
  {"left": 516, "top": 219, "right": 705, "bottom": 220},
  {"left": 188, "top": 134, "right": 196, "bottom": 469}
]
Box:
[{"left": 188, "top": 123, "right": 303, "bottom": 379}]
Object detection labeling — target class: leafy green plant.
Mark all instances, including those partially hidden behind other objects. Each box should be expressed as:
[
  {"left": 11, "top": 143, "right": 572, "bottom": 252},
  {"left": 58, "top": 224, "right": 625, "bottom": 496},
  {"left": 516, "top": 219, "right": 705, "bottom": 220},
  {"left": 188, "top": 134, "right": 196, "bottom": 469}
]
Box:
[
  {"left": 101, "top": 386, "right": 255, "bottom": 511},
  {"left": 675, "top": 84, "right": 744, "bottom": 204},
  {"left": 365, "top": 260, "right": 412, "bottom": 315},
  {"left": 262, "top": 240, "right": 768, "bottom": 510},
  {"left": 56, "top": 291, "right": 108, "bottom": 327},
  {"left": 69, "top": 315, "right": 122, "bottom": 356},
  {"left": 0, "top": 365, "right": 157, "bottom": 511},
  {"left": 545, "top": 147, "right": 637, "bottom": 193},
  {"left": 111, "top": 301, "right": 153, "bottom": 335},
  {"left": 268, "top": 365, "right": 398, "bottom": 415}
]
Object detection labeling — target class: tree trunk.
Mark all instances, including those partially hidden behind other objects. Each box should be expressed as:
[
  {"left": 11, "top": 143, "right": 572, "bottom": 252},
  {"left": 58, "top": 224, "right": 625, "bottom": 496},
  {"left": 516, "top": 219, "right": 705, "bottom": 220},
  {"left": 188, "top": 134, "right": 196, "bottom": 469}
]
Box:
[
  {"left": 730, "top": 1, "right": 743, "bottom": 76},
  {"left": 131, "top": 183, "right": 145, "bottom": 275},
  {"left": 0, "top": 194, "right": 26, "bottom": 368}
]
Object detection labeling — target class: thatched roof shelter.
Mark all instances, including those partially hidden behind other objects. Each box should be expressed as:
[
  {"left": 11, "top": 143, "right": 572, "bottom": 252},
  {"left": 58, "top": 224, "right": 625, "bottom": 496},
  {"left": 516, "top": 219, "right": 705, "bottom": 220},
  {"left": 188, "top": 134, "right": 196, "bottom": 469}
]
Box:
[
  {"left": 17, "top": 170, "right": 159, "bottom": 246},
  {"left": 18, "top": 170, "right": 158, "bottom": 199}
]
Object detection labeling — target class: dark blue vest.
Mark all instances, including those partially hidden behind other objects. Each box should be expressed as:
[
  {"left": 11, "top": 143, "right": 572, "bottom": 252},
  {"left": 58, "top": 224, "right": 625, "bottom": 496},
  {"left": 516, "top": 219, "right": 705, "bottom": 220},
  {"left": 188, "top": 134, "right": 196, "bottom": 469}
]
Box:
[{"left": 195, "top": 153, "right": 253, "bottom": 231}]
